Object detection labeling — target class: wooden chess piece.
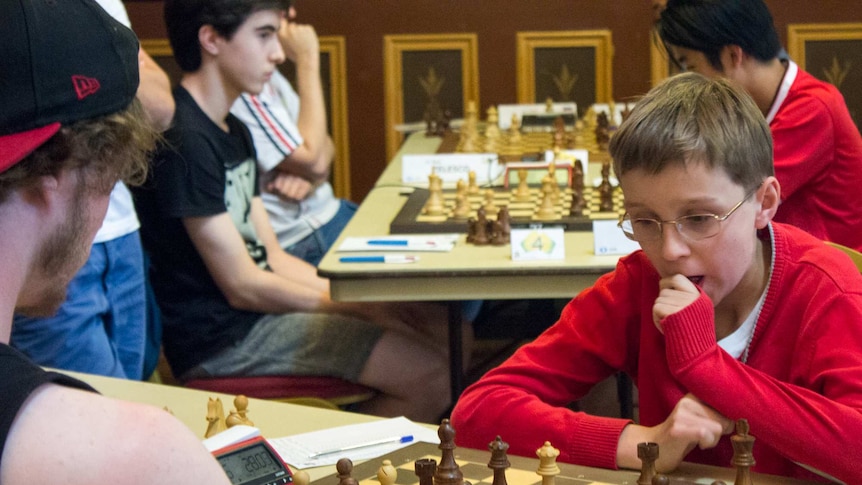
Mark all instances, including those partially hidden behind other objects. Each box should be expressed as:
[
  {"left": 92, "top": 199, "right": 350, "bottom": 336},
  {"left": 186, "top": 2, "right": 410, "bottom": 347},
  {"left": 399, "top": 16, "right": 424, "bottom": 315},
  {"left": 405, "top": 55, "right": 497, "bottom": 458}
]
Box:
[
  {"left": 467, "top": 170, "right": 480, "bottom": 195},
  {"left": 378, "top": 459, "right": 398, "bottom": 485},
  {"left": 225, "top": 410, "right": 244, "bottom": 428},
  {"left": 651, "top": 475, "right": 670, "bottom": 485},
  {"left": 485, "top": 106, "right": 501, "bottom": 139},
  {"left": 535, "top": 179, "right": 558, "bottom": 221},
  {"left": 569, "top": 185, "right": 586, "bottom": 216},
  {"left": 415, "top": 458, "right": 437, "bottom": 485},
  {"left": 514, "top": 169, "right": 531, "bottom": 202},
  {"left": 204, "top": 397, "right": 227, "bottom": 438},
  {"left": 292, "top": 469, "right": 310, "bottom": 485},
  {"left": 434, "top": 419, "right": 465, "bottom": 485},
  {"left": 466, "top": 217, "right": 477, "bottom": 244},
  {"left": 487, "top": 436, "right": 510, "bottom": 485},
  {"left": 637, "top": 442, "right": 658, "bottom": 485},
  {"left": 473, "top": 207, "right": 489, "bottom": 245},
  {"left": 422, "top": 171, "right": 446, "bottom": 216},
  {"left": 497, "top": 206, "right": 511, "bottom": 243},
  {"left": 731, "top": 419, "right": 755, "bottom": 485},
  {"left": 535, "top": 441, "right": 560, "bottom": 485},
  {"left": 490, "top": 219, "right": 506, "bottom": 246},
  {"left": 337, "top": 458, "right": 358, "bottom": 485},
  {"left": 598, "top": 161, "right": 614, "bottom": 212},
  {"left": 572, "top": 159, "right": 585, "bottom": 192},
  {"left": 482, "top": 189, "right": 499, "bottom": 217},
  {"left": 234, "top": 394, "right": 253, "bottom": 426}
]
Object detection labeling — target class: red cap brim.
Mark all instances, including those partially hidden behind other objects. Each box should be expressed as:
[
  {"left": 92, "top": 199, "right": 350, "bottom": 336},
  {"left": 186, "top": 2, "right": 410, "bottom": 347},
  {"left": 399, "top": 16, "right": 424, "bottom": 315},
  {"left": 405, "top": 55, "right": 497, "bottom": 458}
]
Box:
[{"left": 0, "top": 123, "right": 61, "bottom": 173}]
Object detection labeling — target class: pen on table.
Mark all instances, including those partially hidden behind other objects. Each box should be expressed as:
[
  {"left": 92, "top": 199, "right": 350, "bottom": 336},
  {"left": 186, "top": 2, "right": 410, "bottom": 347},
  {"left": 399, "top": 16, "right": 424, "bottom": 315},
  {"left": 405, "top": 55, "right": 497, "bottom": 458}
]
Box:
[
  {"left": 308, "top": 435, "right": 414, "bottom": 458},
  {"left": 367, "top": 239, "right": 437, "bottom": 247},
  {"left": 339, "top": 255, "right": 420, "bottom": 264}
]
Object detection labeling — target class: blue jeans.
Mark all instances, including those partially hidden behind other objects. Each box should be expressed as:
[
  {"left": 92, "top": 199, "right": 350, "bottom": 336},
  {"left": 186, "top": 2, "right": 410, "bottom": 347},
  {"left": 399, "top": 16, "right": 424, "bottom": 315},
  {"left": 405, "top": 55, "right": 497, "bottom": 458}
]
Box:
[
  {"left": 11, "top": 231, "right": 147, "bottom": 379},
  {"left": 286, "top": 199, "right": 357, "bottom": 266}
]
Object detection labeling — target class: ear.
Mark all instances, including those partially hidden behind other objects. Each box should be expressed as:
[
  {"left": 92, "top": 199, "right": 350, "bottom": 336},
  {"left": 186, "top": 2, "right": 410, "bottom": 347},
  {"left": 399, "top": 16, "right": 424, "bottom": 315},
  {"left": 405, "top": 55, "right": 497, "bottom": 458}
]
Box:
[
  {"left": 19, "top": 174, "right": 60, "bottom": 210},
  {"left": 721, "top": 45, "right": 745, "bottom": 70},
  {"left": 753, "top": 176, "right": 780, "bottom": 229},
  {"left": 198, "top": 24, "right": 221, "bottom": 57}
]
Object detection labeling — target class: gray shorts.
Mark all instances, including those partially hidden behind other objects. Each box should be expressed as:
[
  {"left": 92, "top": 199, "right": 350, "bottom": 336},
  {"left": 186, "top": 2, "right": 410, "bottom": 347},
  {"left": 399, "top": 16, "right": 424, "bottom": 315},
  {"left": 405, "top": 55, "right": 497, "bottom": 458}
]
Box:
[{"left": 182, "top": 312, "right": 383, "bottom": 382}]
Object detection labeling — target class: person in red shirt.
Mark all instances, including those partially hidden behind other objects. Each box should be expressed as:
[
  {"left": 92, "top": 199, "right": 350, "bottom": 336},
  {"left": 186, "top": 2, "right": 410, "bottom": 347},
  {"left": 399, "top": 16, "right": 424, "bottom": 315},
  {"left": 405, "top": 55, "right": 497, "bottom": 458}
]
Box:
[
  {"left": 655, "top": 0, "right": 862, "bottom": 251},
  {"left": 451, "top": 73, "right": 862, "bottom": 484}
]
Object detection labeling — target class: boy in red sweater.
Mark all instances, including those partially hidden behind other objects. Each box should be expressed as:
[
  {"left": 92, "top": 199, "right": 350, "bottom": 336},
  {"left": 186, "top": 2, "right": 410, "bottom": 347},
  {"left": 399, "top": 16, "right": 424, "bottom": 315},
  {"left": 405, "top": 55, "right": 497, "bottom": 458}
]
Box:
[
  {"left": 451, "top": 73, "right": 862, "bottom": 484},
  {"left": 656, "top": 0, "right": 862, "bottom": 251}
]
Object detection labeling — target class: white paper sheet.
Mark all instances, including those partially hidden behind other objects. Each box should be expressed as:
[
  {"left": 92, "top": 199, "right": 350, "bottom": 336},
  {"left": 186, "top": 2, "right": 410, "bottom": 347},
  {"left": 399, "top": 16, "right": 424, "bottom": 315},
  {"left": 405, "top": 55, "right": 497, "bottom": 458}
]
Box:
[{"left": 267, "top": 417, "right": 440, "bottom": 469}]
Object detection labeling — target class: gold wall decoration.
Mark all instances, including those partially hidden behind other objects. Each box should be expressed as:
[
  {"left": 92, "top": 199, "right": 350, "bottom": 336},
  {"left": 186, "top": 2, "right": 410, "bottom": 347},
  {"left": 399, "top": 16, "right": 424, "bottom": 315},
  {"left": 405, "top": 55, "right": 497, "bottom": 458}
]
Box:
[
  {"left": 383, "top": 33, "right": 480, "bottom": 160},
  {"left": 516, "top": 30, "right": 613, "bottom": 114}
]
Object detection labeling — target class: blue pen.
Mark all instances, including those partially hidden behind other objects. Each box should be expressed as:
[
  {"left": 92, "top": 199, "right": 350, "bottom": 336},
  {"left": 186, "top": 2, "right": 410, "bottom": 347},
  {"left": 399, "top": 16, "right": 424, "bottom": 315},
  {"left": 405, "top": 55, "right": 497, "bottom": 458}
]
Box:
[
  {"left": 339, "top": 255, "right": 419, "bottom": 263},
  {"left": 367, "top": 239, "right": 409, "bottom": 246},
  {"left": 308, "top": 435, "right": 414, "bottom": 458}
]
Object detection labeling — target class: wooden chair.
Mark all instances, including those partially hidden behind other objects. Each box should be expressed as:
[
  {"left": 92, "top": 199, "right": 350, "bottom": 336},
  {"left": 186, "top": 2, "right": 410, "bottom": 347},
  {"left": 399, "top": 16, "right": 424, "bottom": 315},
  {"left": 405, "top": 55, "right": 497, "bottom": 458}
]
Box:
[{"left": 825, "top": 241, "right": 862, "bottom": 272}]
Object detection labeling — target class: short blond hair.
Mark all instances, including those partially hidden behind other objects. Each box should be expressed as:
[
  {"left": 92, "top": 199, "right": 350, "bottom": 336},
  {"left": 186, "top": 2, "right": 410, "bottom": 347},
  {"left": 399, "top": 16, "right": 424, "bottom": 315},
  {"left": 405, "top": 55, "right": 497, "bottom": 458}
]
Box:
[{"left": 610, "top": 73, "right": 773, "bottom": 191}]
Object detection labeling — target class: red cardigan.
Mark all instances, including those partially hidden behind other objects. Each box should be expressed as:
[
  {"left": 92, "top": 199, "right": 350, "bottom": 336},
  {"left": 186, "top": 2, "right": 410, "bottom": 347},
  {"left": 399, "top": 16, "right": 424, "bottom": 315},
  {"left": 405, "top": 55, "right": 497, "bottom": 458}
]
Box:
[
  {"left": 769, "top": 64, "right": 862, "bottom": 251},
  {"left": 452, "top": 223, "right": 862, "bottom": 483}
]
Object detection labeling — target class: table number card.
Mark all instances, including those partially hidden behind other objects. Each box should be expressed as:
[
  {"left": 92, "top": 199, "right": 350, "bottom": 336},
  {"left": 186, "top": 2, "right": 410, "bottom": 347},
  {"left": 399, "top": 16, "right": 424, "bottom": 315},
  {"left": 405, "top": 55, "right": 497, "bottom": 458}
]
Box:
[
  {"left": 511, "top": 226, "right": 566, "bottom": 261},
  {"left": 592, "top": 219, "right": 640, "bottom": 255}
]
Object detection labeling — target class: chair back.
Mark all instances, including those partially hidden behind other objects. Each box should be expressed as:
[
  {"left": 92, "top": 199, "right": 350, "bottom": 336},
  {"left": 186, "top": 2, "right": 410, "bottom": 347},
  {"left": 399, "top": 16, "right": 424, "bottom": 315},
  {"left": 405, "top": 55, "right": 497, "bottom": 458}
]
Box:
[{"left": 825, "top": 241, "right": 862, "bottom": 273}]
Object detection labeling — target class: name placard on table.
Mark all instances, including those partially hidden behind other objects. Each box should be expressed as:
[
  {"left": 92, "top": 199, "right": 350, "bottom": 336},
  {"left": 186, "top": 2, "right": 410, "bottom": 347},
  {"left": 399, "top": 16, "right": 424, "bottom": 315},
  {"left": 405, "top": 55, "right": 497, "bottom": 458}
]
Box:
[{"left": 402, "top": 153, "right": 502, "bottom": 186}]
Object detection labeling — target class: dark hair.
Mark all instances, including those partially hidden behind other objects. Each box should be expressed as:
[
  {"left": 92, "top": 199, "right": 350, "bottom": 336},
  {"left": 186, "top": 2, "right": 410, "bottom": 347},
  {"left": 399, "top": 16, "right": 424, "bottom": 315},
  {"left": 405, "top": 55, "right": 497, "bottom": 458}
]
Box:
[
  {"left": 0, "top": 100, "right": 156, "bottom": 203},
  {"left": 609, "top": 73, "right": 773, "bottom": 192},
  {"left": 658, "top": 0, "right": 782, "bottom": 71},
  {"left": 164, "top": 0, "right": 288, "bottom": 72}
]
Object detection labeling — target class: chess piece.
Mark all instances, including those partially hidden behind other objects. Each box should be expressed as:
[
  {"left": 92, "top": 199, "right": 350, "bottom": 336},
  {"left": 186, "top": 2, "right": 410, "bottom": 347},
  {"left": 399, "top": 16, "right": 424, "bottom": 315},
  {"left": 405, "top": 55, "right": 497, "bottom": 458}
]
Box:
[
  {"left": 497, "top": 206, "right": 511, "bottom": 243},
  {"left": 569, "top": 185, "right": 586, "bottom": 216},
  {"left": 490, "top": 219, "right": 506, "bottom": 246},
  {"left": 513, "top": 169, "right": 531, "bottom": 202},
  {"left": 415, "top": 458, "right": 437, "bottom": 485},
  {"left": 535, "top": 441, "right": 560, "bottom": 485},
  {"left": 482, "top": 189, "right": 499, "bottom": 217},
  {"left": 472, "top": 207, "right": 489, "bottom": 245},
  {"left": 598, "top": 161, "right": 614, "bottom": 212},
  {"left": 292, "top": 470, "right": 310, "bottom": 485},
  {"left": 337, "top": 458, "right": 358, "bottom": 485},
  {"left": 422, "top": 171, "right": 446, "bottom": 216},
  {"left": 651, "top": 475, "right": 670, "bottom": 485},
  {"left": 466, "top": 217, "right": 477, "bottom": 244},
  {"left": 507, "top": 114, "right": 522, "bottom": 146},
  {"left": 452, "top": 180, "right": 471, "bottom": 220},
  {"left": 637, "top": 442, "right": 658, "bottom": 485},
  {"left": 225, "top": 410, "right": 244, "bottom": 428},
  {"left": 234, "top": 395, "right": 253, "bottom": 426},
  {"left": 467, "top": 170, "right": 480, "bottom": 195},
  {"left": 545, "top": 97, "right": 554, "bottom": 113},
  {"left": 487, "top": 436, "right": 510, "bottom": 485},
  {"left": 535, "top": 180, "right": 558, "bottom": 221},
  {"left": 204, "top": 397, "right": 227, "bottom": 438},
  {"left": 378, "top": 459, "right": 398, "bottom": 485},
  {"left": 434, "top": 419, "right": 465, "bottom": 485},
  {"left": 572, "top": 159, "right": 585, "bottom": 192},
  {"left": 731, "top": 419, "right": 755, "bottom": 485},
  {"left": 485, "top": 106, "right": 501, "bottom": 140}
]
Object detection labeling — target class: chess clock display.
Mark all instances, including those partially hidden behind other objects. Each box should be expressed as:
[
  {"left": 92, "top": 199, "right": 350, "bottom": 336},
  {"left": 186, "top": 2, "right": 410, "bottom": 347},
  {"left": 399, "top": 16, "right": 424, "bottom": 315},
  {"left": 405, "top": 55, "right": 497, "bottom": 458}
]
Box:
[{"left": 213, "top": 435, "right": 293, "bottom": 485}]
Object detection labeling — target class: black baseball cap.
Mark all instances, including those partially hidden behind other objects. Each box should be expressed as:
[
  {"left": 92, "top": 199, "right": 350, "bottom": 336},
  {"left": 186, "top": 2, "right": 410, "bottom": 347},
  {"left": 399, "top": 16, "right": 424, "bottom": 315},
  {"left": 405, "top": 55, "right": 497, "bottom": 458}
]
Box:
[{"left": 0, "top": 0, "right": 140, "bottom": 172}]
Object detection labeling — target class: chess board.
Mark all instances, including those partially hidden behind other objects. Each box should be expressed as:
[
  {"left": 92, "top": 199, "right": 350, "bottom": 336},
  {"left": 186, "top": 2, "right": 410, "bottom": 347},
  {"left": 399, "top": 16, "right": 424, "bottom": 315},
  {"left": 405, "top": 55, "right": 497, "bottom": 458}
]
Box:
[
  {"left": 307, "top": 442, "right": 809, "bottom": 485},
  {"left": 437, "top": 131, "right": 608, "bottom": 165},
  {"left": 389, "top": 186, "right": 624, "bottom": 235}
]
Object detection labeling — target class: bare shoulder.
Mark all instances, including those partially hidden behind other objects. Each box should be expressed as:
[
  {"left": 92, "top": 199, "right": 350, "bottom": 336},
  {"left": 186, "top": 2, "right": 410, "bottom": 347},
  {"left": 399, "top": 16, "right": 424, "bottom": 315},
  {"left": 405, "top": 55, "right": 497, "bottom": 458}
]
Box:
[{"left": 1, "top": 383, "right": 229, "bottom": 485}]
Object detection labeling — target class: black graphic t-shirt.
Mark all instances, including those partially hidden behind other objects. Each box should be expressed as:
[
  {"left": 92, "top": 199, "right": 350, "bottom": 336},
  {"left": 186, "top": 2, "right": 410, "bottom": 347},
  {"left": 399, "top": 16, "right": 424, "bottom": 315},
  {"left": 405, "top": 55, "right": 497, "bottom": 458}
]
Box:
[{"left": 135, "top": 86, "right": 267, "bottom": 377}]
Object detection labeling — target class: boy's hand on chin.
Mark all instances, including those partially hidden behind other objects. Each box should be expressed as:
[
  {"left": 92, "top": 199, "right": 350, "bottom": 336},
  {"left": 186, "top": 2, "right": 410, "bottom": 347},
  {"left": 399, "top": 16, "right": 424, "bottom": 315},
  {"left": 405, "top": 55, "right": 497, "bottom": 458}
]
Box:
[{"left": 652, "top": 274, "right": 700, "bottom": 333}]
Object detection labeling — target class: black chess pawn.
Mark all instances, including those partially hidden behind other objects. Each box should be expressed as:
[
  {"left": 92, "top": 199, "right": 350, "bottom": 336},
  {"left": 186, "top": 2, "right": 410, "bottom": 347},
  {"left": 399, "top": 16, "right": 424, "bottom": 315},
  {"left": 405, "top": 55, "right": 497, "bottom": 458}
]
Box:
[
  {"left": 337, "top": 458, "right": 358, "bottom": 485},
  {"left": 637, "top": 442, "right": 658, "bottom": 485}
]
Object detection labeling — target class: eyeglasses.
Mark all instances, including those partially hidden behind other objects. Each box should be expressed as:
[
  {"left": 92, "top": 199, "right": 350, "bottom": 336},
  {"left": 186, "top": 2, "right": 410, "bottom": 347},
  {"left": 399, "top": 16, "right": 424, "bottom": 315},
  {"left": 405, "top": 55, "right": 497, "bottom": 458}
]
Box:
[{"left": 618, "top": 185, "right": 761, "bottom": 243}]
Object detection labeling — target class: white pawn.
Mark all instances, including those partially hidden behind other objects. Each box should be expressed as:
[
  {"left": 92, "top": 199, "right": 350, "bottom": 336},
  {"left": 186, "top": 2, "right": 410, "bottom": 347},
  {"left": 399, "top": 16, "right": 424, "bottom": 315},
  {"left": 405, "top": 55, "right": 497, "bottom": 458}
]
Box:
[{"left": 377, "top": 459, "right": 397, "bottom": 485}]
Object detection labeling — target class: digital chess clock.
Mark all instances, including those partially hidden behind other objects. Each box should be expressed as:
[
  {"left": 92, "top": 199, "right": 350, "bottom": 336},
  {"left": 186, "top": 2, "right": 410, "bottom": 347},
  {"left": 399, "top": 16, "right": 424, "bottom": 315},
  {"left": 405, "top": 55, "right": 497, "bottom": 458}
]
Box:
[{"left": 209, "top": 429, "right": 293, "bottom": 485}]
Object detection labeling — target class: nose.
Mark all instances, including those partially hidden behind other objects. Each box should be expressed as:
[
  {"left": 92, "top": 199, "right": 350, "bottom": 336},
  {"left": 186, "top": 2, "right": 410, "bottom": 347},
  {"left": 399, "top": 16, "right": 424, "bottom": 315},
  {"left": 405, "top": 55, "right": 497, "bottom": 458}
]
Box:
[
  {"left": 272, "top": 40, "right": 286, "bottom": 64},
  {"left": 287, "top": 6, "right": 296, "bottom": 19},
  {"left": 659, "top": 222, "right": 690, "bottom": 261}
]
